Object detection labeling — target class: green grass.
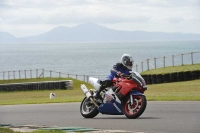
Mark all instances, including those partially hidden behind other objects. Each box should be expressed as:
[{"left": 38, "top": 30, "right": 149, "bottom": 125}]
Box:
[
  {"left": 141, "top": 63, "right": 200, "bottom": 75},
  {"left": 0, "top": 63, "right": 200, "bottom": 105},
  {"left": 146, "top": 79, "right": 200, "bottom": 101},
  {"left": 0, "top": 89, "right": 84, "bottom": 105},
  {"left": 0, "top": 77, "right": 94, "bottom": 90},
  {"left": 0, "top": 128, "right": 64, "bottom": 133},
  {"left": 0, "top": 79, "right": 199, "bottom": 105},
  {"left": 140, "top": 64, "right": 200, "bottom": 101},
  {"left": 0, "top": 77, "right": 89, "bottom": 87},
  {"left": 0, "top": 128, "right": 19, "bottom": 133},
  {"left": 0, "top": 78, "right": 93, "bottom": 105}
]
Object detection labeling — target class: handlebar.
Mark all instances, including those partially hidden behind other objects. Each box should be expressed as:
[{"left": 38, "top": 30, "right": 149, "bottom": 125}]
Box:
[{"left": 115, "top": 74, "right": 131, "bottom": 79}]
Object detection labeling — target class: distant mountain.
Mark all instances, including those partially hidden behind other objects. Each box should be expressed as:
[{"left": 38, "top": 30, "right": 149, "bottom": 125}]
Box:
[
  {"left": 0, "top": 32, "right": 17, "bottom": 43},
  {"left": 1, "top": 23, "right": 200, "bottom": 43}
]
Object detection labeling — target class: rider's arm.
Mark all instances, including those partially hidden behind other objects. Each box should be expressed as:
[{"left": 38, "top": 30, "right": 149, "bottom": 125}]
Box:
[
  {"left": 111, "top": 63, "right": 120, "bottom": 74},
  {"left": 111, "top": 63, "right": 126, "bottom": 77},
  {"left": 106, "top": 63, "right": 122, "bottom": 80}
]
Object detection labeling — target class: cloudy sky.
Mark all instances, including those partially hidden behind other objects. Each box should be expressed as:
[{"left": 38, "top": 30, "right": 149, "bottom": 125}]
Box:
[{"left": 0, "top": 0, "right": 200, "bottom": 37}]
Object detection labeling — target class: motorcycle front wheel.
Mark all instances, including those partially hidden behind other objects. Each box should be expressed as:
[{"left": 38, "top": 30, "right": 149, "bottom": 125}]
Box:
[
  {"left": 80, "top": 97, "right": 99, "bottom": 118},
  {"left": 122, "top": 95, "right": 147, "bottom": 119}
]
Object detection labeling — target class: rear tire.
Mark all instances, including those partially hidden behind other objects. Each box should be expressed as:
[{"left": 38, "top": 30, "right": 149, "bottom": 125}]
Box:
[
  {"left": 122, "top": 95, "right": 147, "bottom": 119},
  {"left": 80, "top": 97, "right": 99, "bottom": 118}
]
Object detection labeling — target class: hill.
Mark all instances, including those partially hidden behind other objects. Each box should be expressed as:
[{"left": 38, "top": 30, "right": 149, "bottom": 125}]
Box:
[
  {"left": 0, "top": 32, "right": 17, "bottom": 43},
  {"left": 1, "top": 23, "right": 200, "bottom": 43}
]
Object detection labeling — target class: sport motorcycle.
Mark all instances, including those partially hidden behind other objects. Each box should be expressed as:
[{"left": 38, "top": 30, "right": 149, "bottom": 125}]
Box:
[{"left": 80, "top": 71, "right": 147, "bottom": 119}]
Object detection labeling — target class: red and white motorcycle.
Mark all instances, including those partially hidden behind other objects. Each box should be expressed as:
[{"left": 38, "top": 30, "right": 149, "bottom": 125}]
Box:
[{"left": 80, "top": 71, "right": 147, "bottom": 119}]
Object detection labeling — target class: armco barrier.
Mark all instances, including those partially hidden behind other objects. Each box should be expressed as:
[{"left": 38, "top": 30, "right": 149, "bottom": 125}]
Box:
[
  {"left": 142, "top": 70, "right": 200, "bottom": 85},
  {"left": 0, "top": 80, "right": 73, "bottom": 92}
]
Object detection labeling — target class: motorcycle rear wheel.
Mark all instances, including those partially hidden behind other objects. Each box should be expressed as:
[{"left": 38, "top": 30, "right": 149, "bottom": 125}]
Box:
[
  {"left": 80, "top": 97, "right": 99, "bottom": 118},
  {"left": 122, "top": 95, "right": 147, "bottom": 119}
]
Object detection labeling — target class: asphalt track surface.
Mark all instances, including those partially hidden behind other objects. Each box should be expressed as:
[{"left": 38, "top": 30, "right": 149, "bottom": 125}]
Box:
[{"left": 0, "top": 101, "right": 200, "bottom": 133}]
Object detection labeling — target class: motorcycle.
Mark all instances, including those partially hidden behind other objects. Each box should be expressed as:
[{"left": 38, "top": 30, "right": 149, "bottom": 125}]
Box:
[{"left": 80, "top": 71, "right": 147, "bottom": 119}]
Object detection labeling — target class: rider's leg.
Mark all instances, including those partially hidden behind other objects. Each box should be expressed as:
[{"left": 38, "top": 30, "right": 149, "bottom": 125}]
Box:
[{"left": 95, "top": 80, "right": 113, "bottom": 98}]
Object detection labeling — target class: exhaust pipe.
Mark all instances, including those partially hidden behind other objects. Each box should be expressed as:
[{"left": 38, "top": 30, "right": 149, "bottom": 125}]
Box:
[
  {"left": 81, "top": 84, "right": 92, "bottom": 98},
  {"left": 81, "top": 84, "right": 99, "bottom": 108}
]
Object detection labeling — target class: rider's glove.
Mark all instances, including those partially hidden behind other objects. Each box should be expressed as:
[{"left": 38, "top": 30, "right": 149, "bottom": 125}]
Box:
[{"left": 116, "top": 71, "right": 125, "bottom": 77}]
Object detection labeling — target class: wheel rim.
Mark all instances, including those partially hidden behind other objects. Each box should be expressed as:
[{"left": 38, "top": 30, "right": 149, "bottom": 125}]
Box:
[
  {"left": 125, "top": 95, "right": 143, "bottom": 115},
  {"left": 81, "top": 98, "right": 96, "bottom": 115}
]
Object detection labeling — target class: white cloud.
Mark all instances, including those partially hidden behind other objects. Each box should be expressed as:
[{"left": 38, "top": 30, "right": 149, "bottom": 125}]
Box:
[{"left": 0, "top": 0, "right": 200, "bottom": 37}]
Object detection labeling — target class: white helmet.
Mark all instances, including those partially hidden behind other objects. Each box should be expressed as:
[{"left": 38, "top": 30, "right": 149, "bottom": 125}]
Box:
[{"left": 121, "top": 54, "right": 134, "bottom": 70}]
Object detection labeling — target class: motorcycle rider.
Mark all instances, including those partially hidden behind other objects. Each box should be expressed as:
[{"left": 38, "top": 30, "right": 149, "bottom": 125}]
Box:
[{"left": 95, "top": 54, "right": 134, "bottom": 99}]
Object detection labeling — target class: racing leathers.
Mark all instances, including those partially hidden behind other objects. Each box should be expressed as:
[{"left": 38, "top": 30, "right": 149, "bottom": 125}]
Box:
[{"left": 95, "top": 62, "right": 131, "bottom": 98}]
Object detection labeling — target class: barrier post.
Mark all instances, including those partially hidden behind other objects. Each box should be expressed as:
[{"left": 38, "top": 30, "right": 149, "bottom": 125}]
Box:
[
  {"left": 19, "top": 70, "right": 21, "bottom": 79},
  {"left": 13, "top": 71, "right": 15, "bottom": 79},
  {"left": 172, "top": 55, "right": 174, "bottom": 66},
  {"left": 8, "top": 71, "right": 10, "bottom": 80},
  {"left": 147, "top": 59, "right": 149, "bottom": 70},
  {"left": 36, "top": 69, "right": 38, "bottom": 78},
  {"left": 43, "top": 69, "right": 45, "bottom": 78},
  {"left": 141, "top": 62, "right": 143, "bottom": 72},
  {"left": 30, "top": 70, "right": 32, "bottom": 78},
  {"left": 154, "top": 58, "right": 156, "bottom": 69},
  {"left": 163, "top": 56, "right": 165, "bottom": 67},
  {"left": 3, "top": 71, "right": 5, "bottom": 80},
  {"left": 191, "top": 52, "right": 193, "bottom": 65},
  {"left": 181, "top": 54, "right": 183, "bottom": 65},
  {"left": 136, "top": 64, "right": 138, "bottom": 72},
  {"left": 25, "top": 70, "right": 26, "bottom": 79}
]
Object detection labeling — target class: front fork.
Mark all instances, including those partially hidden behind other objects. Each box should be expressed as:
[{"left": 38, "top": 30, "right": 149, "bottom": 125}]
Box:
[
  {"left": 130, "top": 94, "right": 134, "bottom": 105},
  {"left": 129, "top": 90, "right": 144, "bottom": 106}
]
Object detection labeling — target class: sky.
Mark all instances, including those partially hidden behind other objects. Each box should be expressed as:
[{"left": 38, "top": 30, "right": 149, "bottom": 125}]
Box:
[{"left": 0, "top": 0, "right": 200, "bottom": 37}]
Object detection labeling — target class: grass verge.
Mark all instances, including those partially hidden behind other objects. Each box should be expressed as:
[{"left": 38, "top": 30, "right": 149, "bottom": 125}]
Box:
[
  {"left": 0, "top": 78, "right": 94, "bottom": 105},
  {"left": 0, "top": 128, "right": 64, "bottom": 133},
  {"left": 141, "top": 63, "right": 200, "bottom": 75},
  {"left": 146, "top": 79, "right": 200, "bottom": 101},
  {"left": 0, "top": 78, "right": 199, "bottom": 105}
]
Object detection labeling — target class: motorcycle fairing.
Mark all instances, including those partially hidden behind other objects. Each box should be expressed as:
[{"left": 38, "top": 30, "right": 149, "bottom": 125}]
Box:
[
  {"left": 132, "top": 72, "right": 147, "bottom": 90},
  {"left": 130, "top": 90, "right": 144, "bottom": 96},
  {"left": 97, "top": 88, "right": 123, "bottom": 115},
  {"left": 97, "top": 101, "right": 123, "bottom": 115},
  {"left": 118, "top": 79, "right": 137, "bottom": 96},
  {"left": 88, "top": 77, "right": 101, "bottom": 91}
]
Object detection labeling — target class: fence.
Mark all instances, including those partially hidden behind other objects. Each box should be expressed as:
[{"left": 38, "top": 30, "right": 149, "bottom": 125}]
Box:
[
  {"left": 0, "top": 51, "right": 199, "bottom": 82},
  {"left": 132, "top": 51, "right": 200, "bottom": 73},
  {"left": 0, "top": 69, "right": 106, "bottom": 83}
]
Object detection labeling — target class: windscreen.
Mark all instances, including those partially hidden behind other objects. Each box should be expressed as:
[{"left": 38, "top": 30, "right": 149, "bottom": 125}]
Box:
[{"left": 132, "top": 72, "right": 147, "bottom": 90}]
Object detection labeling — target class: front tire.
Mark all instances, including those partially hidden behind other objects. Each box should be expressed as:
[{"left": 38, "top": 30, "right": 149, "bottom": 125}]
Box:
[
  {"left": 122, "top": 95, "right": 147, "bottom": 119},
  {"left": 80, "top": 97, "right": 99, "bottom": 118}
]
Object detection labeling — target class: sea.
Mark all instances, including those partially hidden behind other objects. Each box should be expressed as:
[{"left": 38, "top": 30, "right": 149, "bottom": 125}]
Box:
[{"left": 0, "top": 40, "right": 200, "bottom": 80}]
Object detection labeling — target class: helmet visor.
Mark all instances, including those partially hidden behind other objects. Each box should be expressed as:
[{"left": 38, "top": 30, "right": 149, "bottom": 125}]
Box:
[{"left": 126, "top": 61, "right": 133, "bottom": 67}]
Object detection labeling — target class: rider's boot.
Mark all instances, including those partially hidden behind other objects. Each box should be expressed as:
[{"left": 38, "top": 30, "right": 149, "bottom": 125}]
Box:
[
  {"left": 95, "top": 91, "right": 102, "bottom": 100},
  {"left": 94, "top": 86, "right": 104, "bottom": 101}
]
